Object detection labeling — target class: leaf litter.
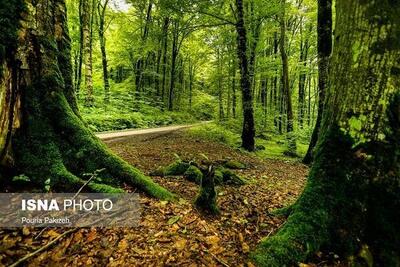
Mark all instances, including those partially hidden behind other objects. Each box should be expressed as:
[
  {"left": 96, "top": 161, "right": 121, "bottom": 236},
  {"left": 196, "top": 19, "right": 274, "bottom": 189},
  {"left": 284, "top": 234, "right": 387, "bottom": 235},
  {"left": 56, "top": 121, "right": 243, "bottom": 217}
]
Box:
[{"left": 0, "top": 130, "right": 310, "bottom": 266}]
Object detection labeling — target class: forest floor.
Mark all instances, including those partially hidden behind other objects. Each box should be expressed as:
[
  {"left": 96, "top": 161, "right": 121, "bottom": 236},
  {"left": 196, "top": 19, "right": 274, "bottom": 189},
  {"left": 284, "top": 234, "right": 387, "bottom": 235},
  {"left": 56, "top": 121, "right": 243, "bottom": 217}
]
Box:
[{"left": 0, "top": 129, "right": 322, "bottom": 267}]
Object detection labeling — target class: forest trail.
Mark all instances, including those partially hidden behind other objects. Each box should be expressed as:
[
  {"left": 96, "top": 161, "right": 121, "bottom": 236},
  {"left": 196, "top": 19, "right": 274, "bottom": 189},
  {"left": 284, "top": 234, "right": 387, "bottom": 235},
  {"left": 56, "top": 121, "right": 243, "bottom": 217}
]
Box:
[
  {"left": 0, "top": 130, "right": 311, "bottom": 266},
  {"left": 96, "top": 121, "right": 212, "bottom": 141}
]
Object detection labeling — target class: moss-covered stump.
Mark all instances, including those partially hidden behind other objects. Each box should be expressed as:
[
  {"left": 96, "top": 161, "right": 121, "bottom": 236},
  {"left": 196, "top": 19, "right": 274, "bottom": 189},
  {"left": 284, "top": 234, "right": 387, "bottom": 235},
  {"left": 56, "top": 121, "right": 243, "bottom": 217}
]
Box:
[
  {"left": 194, "top": 166, "right": 219, "bottom": 214},
  {"left": 215, "top": 167, "right": 248, "bottom": 185},
  {"left": 184, "top": 165, "right": 203, "bottom": 184},
  {"left": 223, "top": 160, "right": 247, "bottom": 170},
  {"left": 150, "top": 160, "right": 190, "bottom": 177}
]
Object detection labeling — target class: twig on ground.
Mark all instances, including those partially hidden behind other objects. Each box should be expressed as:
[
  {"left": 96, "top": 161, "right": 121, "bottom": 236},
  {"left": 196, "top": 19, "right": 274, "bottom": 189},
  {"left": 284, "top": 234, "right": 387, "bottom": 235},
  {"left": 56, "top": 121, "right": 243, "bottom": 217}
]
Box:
[{"left": 204, "top": 249, "right": 231, "bottom": 267}]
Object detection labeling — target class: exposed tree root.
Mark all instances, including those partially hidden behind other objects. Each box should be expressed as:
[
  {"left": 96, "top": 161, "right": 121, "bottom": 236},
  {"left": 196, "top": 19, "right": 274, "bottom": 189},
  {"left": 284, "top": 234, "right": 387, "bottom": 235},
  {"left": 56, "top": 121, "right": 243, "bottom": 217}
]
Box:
[
  {"left": 11, "top": 91, "right": 175, "bottom": 200},
  {"left": 252, "top": 127, "right": 359, "bottom": 266},
  {"left": 151, "top": 158, "right": 248, "bottom": 186}
]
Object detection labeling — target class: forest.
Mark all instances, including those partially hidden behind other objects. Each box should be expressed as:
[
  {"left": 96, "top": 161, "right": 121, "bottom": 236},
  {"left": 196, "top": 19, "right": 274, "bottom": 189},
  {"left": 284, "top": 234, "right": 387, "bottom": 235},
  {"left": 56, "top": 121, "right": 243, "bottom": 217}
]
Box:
[{"left": 0, "top": 0, "right": 399, "bottom": 266}]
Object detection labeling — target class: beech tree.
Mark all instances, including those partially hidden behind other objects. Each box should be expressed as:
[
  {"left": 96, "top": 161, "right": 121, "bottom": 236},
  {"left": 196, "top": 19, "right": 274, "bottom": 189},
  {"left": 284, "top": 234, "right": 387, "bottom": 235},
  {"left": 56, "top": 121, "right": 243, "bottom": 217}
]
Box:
[
  {"left": 0, "top": 0, "right": 174, "bottom": 200},
  {"left": 253, "top": 0, "right": 400, "bottom": 265}
]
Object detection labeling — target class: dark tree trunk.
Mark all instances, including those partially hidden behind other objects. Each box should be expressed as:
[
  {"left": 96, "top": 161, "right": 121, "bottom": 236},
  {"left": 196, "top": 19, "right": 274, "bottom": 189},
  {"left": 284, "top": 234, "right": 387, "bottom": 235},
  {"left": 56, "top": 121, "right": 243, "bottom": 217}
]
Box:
[
  {"left": 97, "top": 0, "right": 110, "bottom": 104},
  {"left": 75, "top": 0, "right": 84, "bottom": 99},
  {"left": 235, "top": 0, "right": 255, "bottom": 151},
  {"left": 160, "top": 17, "right": 169, "bottom": 104},
  {"left": 135, "top": 0, "right": 153, "bottom": 94},
  {"left": 0, "top": 0, "right": 174, "bottom": 200},
  {"left": 217, "top": 48, "right": 225, "bottom": 121},
  {"left": 298, "top": 24, "right": 311, "bottom": 129},
  {"left": 168, "top": 20, "right": 179, "bottom": 111},
  {"left": 303, "top": 0, "right": 332, "bottom": 164},
  {"left": 280, "top": 0, "right": 296, "bottom": 154}
]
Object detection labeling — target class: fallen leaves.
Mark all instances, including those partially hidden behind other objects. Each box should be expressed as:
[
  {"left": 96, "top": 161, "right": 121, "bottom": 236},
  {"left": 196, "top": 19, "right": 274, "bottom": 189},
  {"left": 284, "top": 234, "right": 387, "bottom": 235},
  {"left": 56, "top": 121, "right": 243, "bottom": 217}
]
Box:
[{"left": 0, "top": 132, "right": 310, "bottom": 266}]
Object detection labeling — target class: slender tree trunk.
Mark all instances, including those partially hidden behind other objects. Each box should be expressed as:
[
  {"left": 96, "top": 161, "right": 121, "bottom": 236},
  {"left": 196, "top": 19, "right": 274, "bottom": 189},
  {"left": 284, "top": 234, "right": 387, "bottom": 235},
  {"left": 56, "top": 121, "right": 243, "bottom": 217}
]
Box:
[
  {"left": 217, "top": 48, "right": 225, "bottom": 121},
  {"left": 135, "top": 0, "right": 153, "bottom": 94},
  {"left": 161, "top": 17, "right": 169, "bottom": 105},
  {"left": 168, "top": 20, "right": 178, "bottom": 111},
  {"left": 235, "top": 0, "right": 255, "bottom": 151},
  {"left": 75, "top": 0, "right": 84, "bottom": 99},
  {"left": 303, "top": 0, "right": 332, "bottom": 164},
  {"left": 97, "top": 0, "right": 110, "bottom": 104},
  {"left": 280, "top": 0, "right": 296, "bottom": 154},
  {"left": 298, "top": 24, "right": 310, "bottom": 129},
  {"left": 82, "top": 0, "right": 95, "bottom": 106}
]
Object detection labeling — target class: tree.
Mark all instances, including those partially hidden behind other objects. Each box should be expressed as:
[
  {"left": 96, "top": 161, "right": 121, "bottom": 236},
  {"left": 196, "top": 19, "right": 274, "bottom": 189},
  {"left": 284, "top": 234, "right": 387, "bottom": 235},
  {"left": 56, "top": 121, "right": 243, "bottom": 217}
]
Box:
[
  {"left": 97, "top": 0, "right": 111, "bottom": 104},
  {"left": 253, "top": 0, "right": 400, "bottom": 265},
  {"left": 235, "top": 0, "right": 256, "bottom": 151},
  {"left": 0, "top": 0, "right": 174, "bottom": 200},
  {"left": 82, "top": 0, "right": 95, "bottom": 106},
  {"left": 303, "top": 0, "right": 332, "bottom": 164},
  {"left": 279, "top": 0, "right": 296, "bottom": 155}
]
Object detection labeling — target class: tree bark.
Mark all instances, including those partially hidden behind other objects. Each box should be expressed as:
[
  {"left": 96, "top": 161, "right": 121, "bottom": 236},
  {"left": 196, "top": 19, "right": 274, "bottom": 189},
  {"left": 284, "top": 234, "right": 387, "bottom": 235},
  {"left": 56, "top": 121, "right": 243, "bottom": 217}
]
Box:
[
  {"left": 280, "top": 0, "right": 296, "bottom": 154},
  {"left": 303, "top": 0, "right": 332, "bottom": 164},
  {"left": 160, "top": 17, "right": 169, "bottom": 105},
  {"left": 82, "top": 0, "right": 95, "bottom": 106},
  {"left": 253, "top": 0, "right": 400, "bottom": 265},
  {"left": 97, "top": 0, "right": 111, "bottom": 104},
  {"left": 235, "top": 0, "right": 255, "bottom": 151},
  {"left": 0, "top": 0, "right": 174, "bottom": 200}
]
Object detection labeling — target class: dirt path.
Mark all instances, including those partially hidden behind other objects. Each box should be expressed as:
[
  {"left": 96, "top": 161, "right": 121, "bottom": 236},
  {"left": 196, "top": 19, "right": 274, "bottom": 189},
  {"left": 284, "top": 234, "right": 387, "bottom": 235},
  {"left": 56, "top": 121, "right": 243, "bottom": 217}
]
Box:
[
  {"left": 0, "top": 130, "right": 310, "bottom": 267},
  {"left": 96, "top": 121, "right": 211, "bottom": 141}
]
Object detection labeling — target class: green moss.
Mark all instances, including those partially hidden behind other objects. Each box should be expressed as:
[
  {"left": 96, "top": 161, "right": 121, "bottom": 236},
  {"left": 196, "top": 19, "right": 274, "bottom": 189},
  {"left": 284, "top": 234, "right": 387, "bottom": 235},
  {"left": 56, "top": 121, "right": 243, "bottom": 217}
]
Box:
[
  {"left": 224, "top": 160, "right": 246, "bottom": 169},
  {"left": 184, "top": 165, "right": 203, "bottom": 184},
  {"left": 216, "top": 167, "right": 247, "bottom": 185},
  {"left": 88, "top": 182, "right": 124, "bottom": 193},
  {"left": 0, "top": 0, "right": 25, "bottom": 73},
  {"left": 214, "top": 169, "right": 224, "bottom": 185},
  {"left": 194, "top": 168, "right": 219, "bottom": 215},
  {"left": 252, "top": 126, "right": 358, "bottom": 266},
  {"left": 151, "top": 160, "right": 190, "bottom": 177}
]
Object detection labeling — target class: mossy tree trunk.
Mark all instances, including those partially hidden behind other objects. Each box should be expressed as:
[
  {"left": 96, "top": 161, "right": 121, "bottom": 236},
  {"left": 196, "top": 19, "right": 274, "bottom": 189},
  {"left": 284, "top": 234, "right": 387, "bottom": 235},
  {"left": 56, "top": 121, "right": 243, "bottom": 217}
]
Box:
[
  {"left": 0, "top": 0, "right": 174, "bottom": 200},
  {"left": 254, "top": 0, "right": 400, "bottom": 265}
]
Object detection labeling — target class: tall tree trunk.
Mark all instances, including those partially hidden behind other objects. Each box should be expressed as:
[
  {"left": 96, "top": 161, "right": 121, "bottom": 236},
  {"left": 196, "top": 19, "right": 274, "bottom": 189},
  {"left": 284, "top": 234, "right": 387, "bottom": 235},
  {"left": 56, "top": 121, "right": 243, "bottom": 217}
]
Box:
[
  {"left": 97, "top": 0, "right": 110, "bottom": 104},
  {"left": 254, "top": 1, "right": 400, "bottom": 265},
  {"left": 161, "top": 17, "right": 169, "bottom": 105},
  {"left": 168, "top": 20, "right": 178, "bottom": 111},
  {"left": 82, "top": 0, "right": 95, "bottom": 106},
  {"left": 217, "top": 48, "right": 225, "bottom": 121},
  {"left": 303, "top": 0, "right": 332, "bottom": 164},
  {"left": 188, "top": 58, "right": 194, "bottom": 110},
  {"left": 135, "top": 0, "right": 153, "bottom": 94},
  {"left": 235, "top": 0, "right": 255, "bottom": 151},
  {"left": 298, "top": 23, "right": 310, "bottom": 129},
  {"left": 0, "top": 0, "right": 174, "bottom": 200},
  {"left": 231, "top": 56, "right": 237, "bottom": 118},
  {"left": 280, "top": 0, "right": 296, "bottom": 154},
  {"left": 75, "top": 0, "right": 84, "bottom": 99}
]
